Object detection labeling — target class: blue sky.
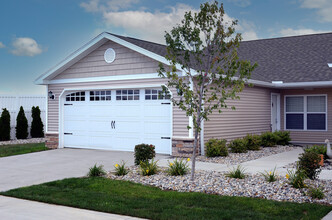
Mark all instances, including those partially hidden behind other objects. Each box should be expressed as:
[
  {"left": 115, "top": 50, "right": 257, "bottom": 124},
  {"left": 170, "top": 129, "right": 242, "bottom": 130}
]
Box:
[{"left": 0, "top": 0, "right": 331, "bottom": 95}]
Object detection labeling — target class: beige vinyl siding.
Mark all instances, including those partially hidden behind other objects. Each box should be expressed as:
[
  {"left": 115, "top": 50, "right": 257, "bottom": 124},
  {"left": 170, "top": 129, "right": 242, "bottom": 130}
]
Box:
[
  {"left": 204, "top": 86, "right": 276, "bottom": 142},
  {"left": 54, "top": 40, "right": 160, "bottom": 79},
  {"left": 280, "top": 88, "right": 332, "bottom": 144},
  {"left": 47, "top": 78, "right": 188, "bottom": 137}
]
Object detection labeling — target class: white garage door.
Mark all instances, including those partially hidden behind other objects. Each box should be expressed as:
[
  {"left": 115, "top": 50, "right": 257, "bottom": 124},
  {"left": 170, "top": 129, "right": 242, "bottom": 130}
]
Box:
[{"left": 63, "top": 89, "right": 172, "bottom": 154}]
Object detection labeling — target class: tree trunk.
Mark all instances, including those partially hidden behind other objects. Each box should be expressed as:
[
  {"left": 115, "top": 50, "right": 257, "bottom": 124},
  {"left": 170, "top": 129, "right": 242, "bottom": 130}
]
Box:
[{"left": 190, "top": 128, "right": 199, "bottom": 181}]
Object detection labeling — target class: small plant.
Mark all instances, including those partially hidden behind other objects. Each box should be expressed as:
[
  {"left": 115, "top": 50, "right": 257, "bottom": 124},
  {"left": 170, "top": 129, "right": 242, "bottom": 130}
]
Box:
[
  {"left": 244, "top": 134, "right": 261, "bottom": 151},
  {"left": 88, "top": 164, "right": 106, "bottom": 177},
  {"left": 260, "top": 131, "right": 279, "bottom": 147},
  {"left": 261, "top": 167, "right": 278, "bottom": 182},
  {"left": 167, "top": 158, "right": 190, "bottom": 176},
  {"left": 307, "top": 186, "right": 325, "bottom": 199},
  {"left": 114, "top": 161, "right": 129, "bottom": 176},
  {"left": 298, "top": 151, "right": 321, "bottom": 180},
  {"left": 274, "top": 130, "right": 291, "bottom": 145},
  {"left": 305, "top": 145, "right": 327, "bottom": 159},
  {"left": 0, "top": 108, "right": 10, "bottom": 141},
  {"left": 229, "top": 138, "right": 248, "bottom": 153},
  {"left": 140, "top": 159, "right": 158, "bottom": 176},
  {"left": 286, "top": 169, "right": 307, "bottom": 189},
  {"left": 205, "top": 139, "right": 228, "bottom": 157},
  {"left": 225, "top": 165, "right": 246, "bottom": 179},
  {"left": 31, "top": 106, "right": 44, "bottom": 138},
  {"left": 134, "top": 144, "right": 156, "bottom": 165},
  {"left": 16, "top": 106, "right": 28, "bottom": 139}
]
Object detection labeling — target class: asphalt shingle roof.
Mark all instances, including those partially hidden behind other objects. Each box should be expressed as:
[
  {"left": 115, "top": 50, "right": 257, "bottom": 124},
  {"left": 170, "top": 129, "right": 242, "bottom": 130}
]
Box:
[{"left": 110, "top": 32, "right": 332, "bottom": 83}]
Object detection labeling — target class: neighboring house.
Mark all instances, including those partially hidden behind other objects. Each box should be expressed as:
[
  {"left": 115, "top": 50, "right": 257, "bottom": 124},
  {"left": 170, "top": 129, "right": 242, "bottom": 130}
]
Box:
[{"left": 35, "top": 32, "right": 332, "bottom": 155}]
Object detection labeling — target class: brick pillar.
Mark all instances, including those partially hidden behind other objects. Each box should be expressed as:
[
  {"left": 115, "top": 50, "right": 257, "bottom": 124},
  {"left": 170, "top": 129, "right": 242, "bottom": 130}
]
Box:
[
  {"left": 45, "top": 133, "right": 59, "bottom": 149},
  {"left": 172, "top": 137, "right": 200, "bottom": 157}
]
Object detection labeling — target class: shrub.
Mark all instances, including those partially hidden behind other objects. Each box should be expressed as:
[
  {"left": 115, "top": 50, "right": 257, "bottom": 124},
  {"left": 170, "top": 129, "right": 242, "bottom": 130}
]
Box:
[
  {"left": 244, "top": 134, "right": 261, "bottom": 151},
  {"left": 205, "top": 139, "right": 228, "bottom": 157},
  {"left": 225, "top": 165, "right": 246, "bottom": 179},
  {"left": 88, "top": 164, "right": 106, "bottom": 177},
  {"left": 0, "top": 108, "right": 10, "bottom": 141},
  {"left": 30, "top": 106, "right": 44, "bottom": 138},
  {"left": 140, "top": 159, "right": 158, "bottom": 176},
  {"left": 134, "top": 144, "right": 156, "bottom": 165},
  {"left": 286, "top": 169, "right": 307, "bottom": 189},
  {"left": 16, "top": 106, "right": 28, "bottom": 139},
  {"left": 308, "top": 186, "right": 325, "bottom": 199},
  {"left": 167, "top": 158, "right": 190, "bottom": 176},
  {"left": 305, "top": 145, "right": 327, "bottom": 159},
  {"left": 261, "top": 167, "right": 278, "bottom": 182},
  {"left": 274, "top": 130, "right": 291, "bottom": 145},
  {"left": 260, "top": 131, "right": 279, "bottom": 147},
  {"left": 229, "top": 138, "right": 247, "bottom": 153},
  {"left": 298, "top": 151, "right": 322, "bottom": 180},
  {"left": 114, "top": 161, "right": 129, "bottom": 176}
]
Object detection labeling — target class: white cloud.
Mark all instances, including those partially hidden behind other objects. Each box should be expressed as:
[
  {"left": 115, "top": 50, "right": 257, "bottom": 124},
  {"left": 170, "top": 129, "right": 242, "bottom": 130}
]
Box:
[
  {"left": 80, "top": 0, "right": 139, "bottom": 12},
  {"left": 10, "top": 37, "right": 43, "bottom": 56},
  {"left": 0, "top": 42, "right": 5, "bottom": 48},
  {"left": 300, "top": 0, "right": 332, "bottom": 22},
  {"left": 228, "top": 0, "right": 251, "bottom": 7},
  {"left": 279, "top": 28, "right": 328, "bottom": 37}
]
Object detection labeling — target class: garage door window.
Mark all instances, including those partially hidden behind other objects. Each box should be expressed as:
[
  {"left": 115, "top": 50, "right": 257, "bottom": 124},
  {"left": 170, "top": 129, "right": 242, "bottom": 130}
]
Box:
[
  {"left": 145, "top": 89, "right": 170, "bottom": 100},
  {"left": 90, "top": 91, "right": 111, "bottom": 101},
  {"left": 116, "top": 90, "right": 139, "bottom": 100},
  {"left": 66, "top": 92, "right": 85, "bottom": 101}
]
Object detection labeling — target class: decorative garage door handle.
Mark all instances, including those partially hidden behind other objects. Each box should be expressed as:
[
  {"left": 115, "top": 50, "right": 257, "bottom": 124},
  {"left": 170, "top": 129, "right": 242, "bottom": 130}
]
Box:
[{"left": 111, "top": 121, "right": 116, "bottom": 129}]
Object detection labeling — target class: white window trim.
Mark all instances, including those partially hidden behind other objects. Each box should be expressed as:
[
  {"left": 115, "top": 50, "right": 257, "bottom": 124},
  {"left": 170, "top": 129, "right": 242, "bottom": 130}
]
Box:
[
  {"left": 271, "top": 93, "right": 281, "bottom": 131},
  {"left": 284, "top": 94, "right": 328, "bottom": 131}
]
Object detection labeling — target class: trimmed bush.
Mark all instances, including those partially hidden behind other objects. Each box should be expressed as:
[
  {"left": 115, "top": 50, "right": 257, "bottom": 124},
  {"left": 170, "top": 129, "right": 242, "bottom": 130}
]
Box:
[
  {"left": 229, "top": 138, "right": 247, "bottom": 153},
  {"left": 298, "top": 151, "right": 322, "bottom": 180},
  {"left": 205, "top": 139, "right": 228, "bottom": 157},
  {"left": 16, "top": 106, "right": 28, "bottom": 139},
  {"left": 134, "top": 144, "right": 156, "bottom": 165},
  {"left": 244, "top": 134, "right": 261, "bottom": 151},
  {"left": 260, "top": 132, "right": 279, "bottom": 147},
  {"left": 305, "top": 145, "right": 327, "bottom": 159},
  {"left": 274, "top": 131, "right": 291, "bottom": 145},
  {"left": 0, "top": 108, "right": 11, "bottom": 141},
  {"left": 31, "top": 106, "right": 44, "bottom": 138}
]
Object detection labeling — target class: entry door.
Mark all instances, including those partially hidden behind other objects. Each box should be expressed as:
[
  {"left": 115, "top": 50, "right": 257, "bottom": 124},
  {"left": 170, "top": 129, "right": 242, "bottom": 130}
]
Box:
[{"left": 271, "top": 93, "right": 280, "bottom": 131}]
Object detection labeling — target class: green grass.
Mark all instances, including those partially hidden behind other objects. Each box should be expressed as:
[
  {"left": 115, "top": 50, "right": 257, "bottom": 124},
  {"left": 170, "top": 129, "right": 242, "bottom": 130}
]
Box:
[
  {"left": 0, "top": 143, "right": 48, "bottom": 157},
  {"left": 1, "top": 177, "right": 331, "bottom": 220}
]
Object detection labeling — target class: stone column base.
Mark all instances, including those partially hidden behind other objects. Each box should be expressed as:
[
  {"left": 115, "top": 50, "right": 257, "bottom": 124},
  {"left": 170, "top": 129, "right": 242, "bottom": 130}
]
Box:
[
  {"left": 172, "top": 137, "right": 200, "bottom": 157},
  {"left": 45, "top": 133, "right": 59, "bottom": 149}
]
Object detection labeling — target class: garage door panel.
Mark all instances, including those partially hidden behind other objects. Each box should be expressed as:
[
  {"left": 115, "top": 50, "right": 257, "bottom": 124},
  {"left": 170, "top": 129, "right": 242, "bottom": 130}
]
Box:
[
  {"left": 144, "top": 105, "right": 170, "bottom": 117},
  {"left": 89, "top": 136, "right": 113, "bottom": 149},
  {"left": 64, "top": 120, "right": 87, "bottom": 132},
  {"left": 64, "top": 135, "right": 89, "bottom": 147},
  {"left": 144, "top": 122, "right": 170, "bottom": 135},
  {"left": 88, "top": 120, "right": 113, "bottom": 131}
]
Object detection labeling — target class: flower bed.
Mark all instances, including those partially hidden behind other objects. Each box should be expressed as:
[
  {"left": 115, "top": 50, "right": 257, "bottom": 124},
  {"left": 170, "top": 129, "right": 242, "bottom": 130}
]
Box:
[
  {"left": 196, "top": 146, "right": 299, "bottom": 165},
  {"left": 108, "top": 166, "right": 332, "bottom": 205}
]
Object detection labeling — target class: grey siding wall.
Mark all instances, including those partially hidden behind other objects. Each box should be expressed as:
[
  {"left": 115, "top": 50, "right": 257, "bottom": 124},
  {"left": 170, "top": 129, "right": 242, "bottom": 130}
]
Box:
[
  {"left": 280, "top": 88, "right": 332, "bottom": 143},
  {"left": 204, "top": 86, "right": 276, "bottom": 142},
  {"left": 53, "top": 40, "right": 160, "bottom": 79},
  {"left": 47, "top": 78, "right": 189, "bottom": 137}
]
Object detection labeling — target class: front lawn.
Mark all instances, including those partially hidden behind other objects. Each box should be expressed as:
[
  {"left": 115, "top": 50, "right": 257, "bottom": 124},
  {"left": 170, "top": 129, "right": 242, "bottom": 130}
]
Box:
[
  {"left": 0, "top": 143, "right": 48, "bottom": 158},
  {"left": 1, "top": 177, "right": 331, "bottom": 219}
]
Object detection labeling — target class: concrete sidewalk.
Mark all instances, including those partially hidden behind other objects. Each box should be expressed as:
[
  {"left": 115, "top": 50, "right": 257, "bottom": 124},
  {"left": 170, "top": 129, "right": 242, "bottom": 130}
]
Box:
[{"left": 0, "top": 196, "right": 144, "bottom": 220}]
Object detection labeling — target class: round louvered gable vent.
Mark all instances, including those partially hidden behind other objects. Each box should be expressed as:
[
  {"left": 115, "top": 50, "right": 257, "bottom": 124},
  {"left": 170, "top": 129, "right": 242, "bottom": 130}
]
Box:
[{"left": 104, "top": 48, "right": 116, "bottom": 63}]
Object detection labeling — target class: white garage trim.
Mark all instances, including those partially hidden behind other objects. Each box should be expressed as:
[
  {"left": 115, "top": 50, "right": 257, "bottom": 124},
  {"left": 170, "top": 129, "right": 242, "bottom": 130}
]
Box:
[{"left": 58, "top": 84, "right": 173, "bottom": 154}]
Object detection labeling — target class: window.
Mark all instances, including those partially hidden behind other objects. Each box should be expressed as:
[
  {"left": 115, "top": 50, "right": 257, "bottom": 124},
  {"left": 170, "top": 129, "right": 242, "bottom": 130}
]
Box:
[
  {"left": 66, "top": 92, "right": 85, "bottom": 101},
  {"left": 116, "top": 89, "right": 139, "bottom": 100},
  {"left": 145, "top": 89, "right": 171, "bottom": 100},
  {"left": 285, "top": 95, "right": 327, "bottom": 130},
  {"left": 90, "top": 90, "right": 111, "bottom": 101}
]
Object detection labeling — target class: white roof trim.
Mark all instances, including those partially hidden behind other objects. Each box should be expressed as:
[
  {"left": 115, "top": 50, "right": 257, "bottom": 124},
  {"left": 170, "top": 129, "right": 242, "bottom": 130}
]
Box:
[
  {"left": 35, "top": 32, "right": 196, "bottom": 85},
  {"left": 328, "top": 63, "right": 332, "bottom": 68}
]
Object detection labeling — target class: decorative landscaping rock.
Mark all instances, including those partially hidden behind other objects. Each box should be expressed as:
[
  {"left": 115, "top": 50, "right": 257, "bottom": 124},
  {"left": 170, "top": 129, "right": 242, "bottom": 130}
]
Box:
[
  {"left": 108, "top": 167, "right": 332, "bottom": 205},
  {"left": 0, "top": 138, "right": 45, "bottom": 146},
  {"left": 284, "top": 159, "right": 332, "bottom": 170},
  {"left": 196, "top": 146, "right": 300, "bottom": 165}
]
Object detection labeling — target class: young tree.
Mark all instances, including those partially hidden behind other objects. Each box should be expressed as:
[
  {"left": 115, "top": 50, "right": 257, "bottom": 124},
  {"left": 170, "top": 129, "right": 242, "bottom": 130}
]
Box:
[
  {"left": 16, "top": 106, "right": 28, "bottom": 139},
  {"left": 0, "top": 108, "right": 11, "bottom": 141},
  {"left": 159, "top": 1, "right": 257, "bottom": 180},
  {"left": 31, "top": 106, "right": 44, "bottom": 138}
]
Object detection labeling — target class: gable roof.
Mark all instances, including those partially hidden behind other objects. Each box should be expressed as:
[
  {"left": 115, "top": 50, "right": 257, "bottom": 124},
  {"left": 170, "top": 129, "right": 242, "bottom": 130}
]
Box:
[{"left": 35, "top": 32, "right": 332, "bottom": 87}]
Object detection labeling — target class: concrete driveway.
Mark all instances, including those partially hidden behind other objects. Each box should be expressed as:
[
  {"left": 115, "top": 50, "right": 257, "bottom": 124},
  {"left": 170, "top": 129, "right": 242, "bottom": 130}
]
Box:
[{"left": 0, "top": 148, "right": 170, "bottom": 192}]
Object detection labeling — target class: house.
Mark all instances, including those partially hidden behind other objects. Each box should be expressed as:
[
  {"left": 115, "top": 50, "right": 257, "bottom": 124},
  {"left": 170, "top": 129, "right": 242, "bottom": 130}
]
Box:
[{"left": 35, "top": 32, "right": 332, "bottom": 156}]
